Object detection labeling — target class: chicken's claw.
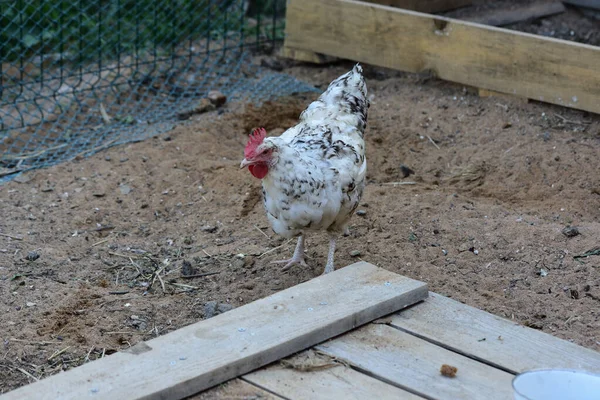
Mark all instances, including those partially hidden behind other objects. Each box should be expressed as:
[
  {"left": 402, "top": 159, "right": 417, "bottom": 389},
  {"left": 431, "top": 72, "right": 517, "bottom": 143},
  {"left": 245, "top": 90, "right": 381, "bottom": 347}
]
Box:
[{"left": 271, "top": 257, "right": 308, "bottom": 271}]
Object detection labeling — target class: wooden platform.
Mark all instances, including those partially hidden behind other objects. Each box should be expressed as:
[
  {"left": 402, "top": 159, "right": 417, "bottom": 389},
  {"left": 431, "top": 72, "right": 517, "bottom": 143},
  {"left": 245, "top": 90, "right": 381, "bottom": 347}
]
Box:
[
  {"left": 4, "top": 262, "right": 599, "bottom": 400},
  {"left": 234, "top": 292, "right": 600, "bottom": 400}
]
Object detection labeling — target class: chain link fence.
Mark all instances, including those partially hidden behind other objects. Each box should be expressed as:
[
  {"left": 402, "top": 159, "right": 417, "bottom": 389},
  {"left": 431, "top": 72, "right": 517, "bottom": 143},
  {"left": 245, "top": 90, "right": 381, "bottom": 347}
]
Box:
[{"left": 0, "top": 0, "right": 317, "bottom": 182}]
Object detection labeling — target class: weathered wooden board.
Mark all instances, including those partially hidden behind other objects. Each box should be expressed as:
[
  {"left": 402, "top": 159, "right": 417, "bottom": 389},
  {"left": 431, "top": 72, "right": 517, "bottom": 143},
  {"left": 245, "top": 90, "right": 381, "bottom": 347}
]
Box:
[
  {"left": 361, "top": 0, "right": 472, "bottom": 13},
  {"left": 244, "top": 351, "right": 421, "bottom": 400},
  {"left": 317, "top": 323, "right": 514, "bottom": 400},
  {"left": 186, "top": 379, "right": 282, "bottom": 400},
  {"left": 285, "top": 0, "right": 600, "bottom": 115},
  {"left": 1, "top": 262, "right": 427, "bottom": 400},
  {"left": 390, "top": 292, "right": 600, "bottom": 374},
  {"left": 465, "top": 2, "right": 565, "bottom": 26}
]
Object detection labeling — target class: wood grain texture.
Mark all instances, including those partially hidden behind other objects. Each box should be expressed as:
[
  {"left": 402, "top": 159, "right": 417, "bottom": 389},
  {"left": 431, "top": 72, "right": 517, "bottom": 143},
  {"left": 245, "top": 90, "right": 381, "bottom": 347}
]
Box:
[
  {"left": 244, "top": 351, "right": 421, "bottom": 400},
  {"left": 317, "top": 324, "right": 514, "bottom": 400},
  {"left": 390, "top": 292, "right": 600, "bottom": 374},
  {"left": 465, "top": 2, "right": 565, "bottom": 26},
  {"left": 285, "top": 0, "right": 600, "bottom": 114},
  {"left": 0, "top": 262, "right": 427, "bottom": 400},
  {"left": 362, "top": 0, "right": 472, "bottom": 13}
]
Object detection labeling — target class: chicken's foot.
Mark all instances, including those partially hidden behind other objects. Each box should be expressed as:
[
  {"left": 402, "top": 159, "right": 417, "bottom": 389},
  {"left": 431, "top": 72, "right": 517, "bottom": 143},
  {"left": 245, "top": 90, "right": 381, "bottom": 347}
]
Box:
[{"left": 272, "top": 235, "right": 308, "bottom": 271}]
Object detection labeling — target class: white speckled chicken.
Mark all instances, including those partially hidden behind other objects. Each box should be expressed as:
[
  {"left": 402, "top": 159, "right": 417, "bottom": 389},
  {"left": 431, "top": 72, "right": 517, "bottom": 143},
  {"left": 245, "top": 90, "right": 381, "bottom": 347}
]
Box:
[{"left": 240, "top": 64, "right": 369, "bottom": 274}]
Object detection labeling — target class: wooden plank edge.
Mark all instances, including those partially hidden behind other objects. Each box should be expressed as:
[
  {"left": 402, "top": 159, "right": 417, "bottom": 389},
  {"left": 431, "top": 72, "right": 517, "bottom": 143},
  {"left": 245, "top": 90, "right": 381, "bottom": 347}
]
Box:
[
  {"left": 186, "top": 378, "right": 283, "bottom": 400},
  {"left": 362, "top": 0, "right": 472, "bottom": 14},
  {"left": 478, "top": 88, "right": 529, "bottom": 104},
  {"left": 279, "top": 46, "right": 339, "bottom": 64},
  {"left": 466, "top": 2, "right": 566, "bottom": 27}
]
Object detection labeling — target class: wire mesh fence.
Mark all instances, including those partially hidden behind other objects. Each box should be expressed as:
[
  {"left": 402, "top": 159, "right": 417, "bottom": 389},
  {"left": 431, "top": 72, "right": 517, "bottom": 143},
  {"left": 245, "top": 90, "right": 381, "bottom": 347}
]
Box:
[{"left": 0, "top": 0, "right": 317, "bottom": 182}]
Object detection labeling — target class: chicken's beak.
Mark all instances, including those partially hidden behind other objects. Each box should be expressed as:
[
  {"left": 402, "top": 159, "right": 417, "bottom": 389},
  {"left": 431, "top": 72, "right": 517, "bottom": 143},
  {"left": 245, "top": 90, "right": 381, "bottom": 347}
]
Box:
[{"left": 240, "top": 158, "right": 251, "bottom": 169}]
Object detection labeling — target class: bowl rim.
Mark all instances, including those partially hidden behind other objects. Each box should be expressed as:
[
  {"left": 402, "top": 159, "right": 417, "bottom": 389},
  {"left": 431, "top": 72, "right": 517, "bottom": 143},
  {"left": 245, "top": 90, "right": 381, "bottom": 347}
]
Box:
[{"left": 512, "top": 369, "right": 600, "bottom": 400}]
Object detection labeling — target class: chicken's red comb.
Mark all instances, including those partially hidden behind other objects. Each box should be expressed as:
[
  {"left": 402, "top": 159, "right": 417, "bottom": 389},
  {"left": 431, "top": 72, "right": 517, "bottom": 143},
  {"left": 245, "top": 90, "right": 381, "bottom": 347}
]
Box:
[{"left": 244, "top": 127, "right": 267, "bottom": 158}]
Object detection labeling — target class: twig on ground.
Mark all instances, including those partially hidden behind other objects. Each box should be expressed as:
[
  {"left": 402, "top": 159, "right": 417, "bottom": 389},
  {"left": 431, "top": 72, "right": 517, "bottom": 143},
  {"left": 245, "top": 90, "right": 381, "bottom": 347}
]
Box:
[
  {"left": 92, "top": 238, "right": 110, "bottom": 247},
  {"left": 168, "top": 282, "right": 199, "bottom": 290},
  {"left": 109, "top": 252, "right": 143, "bottom": 259},
  {"left": 258, "top": 238, "right": 294, "bottom": 258},
  {"left": 181, "top": 271, "right": 219, "bottom": 279},
  {"left": 151, "top": 265, "right": 166, "bottom": 294},
  {"left": 16, "top": 367, "right": 39, "bottom": 382},
  {"left": 380, "top": 182, "right": 416, "bottom": 186},
  {"left": 426, "top": 135, "right": 441, "bottom": 150},
  {"left": 0, "top": 232, "right": 24, "bottom": 240},
  {"left": 47, "top": 346, "right": 71, "bottom": 361},
  {"left": 254, "top": 225, "right": 271, "bottom": 240}
]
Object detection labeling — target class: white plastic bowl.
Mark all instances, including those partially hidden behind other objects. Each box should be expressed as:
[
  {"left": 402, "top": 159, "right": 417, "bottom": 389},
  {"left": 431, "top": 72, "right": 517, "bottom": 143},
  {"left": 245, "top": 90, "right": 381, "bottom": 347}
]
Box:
[{"left": 512, "top": 369, "right": 600, "bottom": 400}]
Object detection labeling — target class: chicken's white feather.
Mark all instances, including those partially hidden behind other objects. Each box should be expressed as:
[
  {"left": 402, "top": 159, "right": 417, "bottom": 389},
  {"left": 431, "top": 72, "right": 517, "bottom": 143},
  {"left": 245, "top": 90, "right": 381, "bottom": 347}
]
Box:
[{"left": 259, "top": 64, "right": 369, "bottom": 238}]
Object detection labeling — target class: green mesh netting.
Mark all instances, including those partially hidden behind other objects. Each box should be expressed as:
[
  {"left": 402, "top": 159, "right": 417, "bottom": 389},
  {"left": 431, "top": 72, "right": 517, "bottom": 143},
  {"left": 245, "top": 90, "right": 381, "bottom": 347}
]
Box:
[{"left": 0, "top": 0, "right": 318, "bottom": 183}]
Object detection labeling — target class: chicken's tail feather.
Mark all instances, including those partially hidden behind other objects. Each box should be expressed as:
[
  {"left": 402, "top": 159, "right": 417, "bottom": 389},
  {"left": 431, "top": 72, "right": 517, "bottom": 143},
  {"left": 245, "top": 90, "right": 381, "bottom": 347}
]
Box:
[{"left": 301, "top": 63, "right": 369, "bottom": 133}]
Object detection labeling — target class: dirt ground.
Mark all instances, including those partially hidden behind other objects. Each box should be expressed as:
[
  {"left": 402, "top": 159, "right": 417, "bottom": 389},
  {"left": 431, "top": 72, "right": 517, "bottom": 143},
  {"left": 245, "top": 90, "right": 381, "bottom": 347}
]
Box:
[{"left": 1, "top": 56, "right": 600, "bottom": 394}]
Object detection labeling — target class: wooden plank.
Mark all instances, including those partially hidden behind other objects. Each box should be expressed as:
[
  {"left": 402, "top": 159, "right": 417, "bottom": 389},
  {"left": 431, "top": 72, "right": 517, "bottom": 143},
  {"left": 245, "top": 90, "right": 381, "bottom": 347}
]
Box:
[
  {"left": 478, "top": 88, "right": 529, "bottom": 104},
  {"left": 465, "top": 2, "right": 566, "bottom": 26},
  {"left": 389, "top": 292, "right": 600, "bottom": 374},
  {"left": 285, "top": 0, "right": 600, "bottom": 115},
  {"left": 187, "top": 379, "right": 282, "bottom": 400},
  {"left": 244, "top": 351, "right": 422, "bottom": 400},
  {"left": 361, "top": 0, "right": 472, "bottom": 13},
  {"left": 243, "top": 350, "right": 421, "bottom": 400},
  {"left": 563, "top": 0, "right": 600, "bottom": 11},
  {"left": 317, "top": 324, "right": 514, "bottom": 400},
  {"left": 279, "top": 46, "right": 338, "bottom": 64},
  {"left": 1, "top": 262, "right": 427, "bottom": 400}
]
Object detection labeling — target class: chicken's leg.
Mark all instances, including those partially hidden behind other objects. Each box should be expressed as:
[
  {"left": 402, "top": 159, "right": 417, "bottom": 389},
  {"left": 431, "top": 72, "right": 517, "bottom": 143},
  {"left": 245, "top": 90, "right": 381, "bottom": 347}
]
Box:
[
  {"left": 271, "top": 235, "right": 308, "bottom": 271},
  {"left": 322, "top": 236, "right": 336, "bottom": 274}
]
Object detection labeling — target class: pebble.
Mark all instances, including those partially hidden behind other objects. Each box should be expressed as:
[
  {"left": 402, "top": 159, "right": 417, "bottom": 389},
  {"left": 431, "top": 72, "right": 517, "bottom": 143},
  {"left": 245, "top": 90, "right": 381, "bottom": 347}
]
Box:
[
  {"left": 201, "top": 225, "right": 218, "bottom": 233},
  {"left": 120, "top": 157, "right": 129, "bottom": 163},
  {"left": 13, "top": 174, "right": 32, "bottom": 184},
  {"left": 561, "top": 226, "right": 580, "bottom": 238},
  {"left": 207, "top": 90, "right": 227, "bottom": 107},
  {"left": 104, "top": 155, "right": 111, "bottom": 161},
  {"left": 399, "top": 164, "right": 415, "bottom": 178},
  {"left": 26, "top": 302, "right": 36, "bottom": 307},
  {"left": 119, "top": 184, "right": 132, "bottom": 195},
  {"left": 204, "top": 301, "right": 234, "bottom": 319},
  {"left": 350, "top": 250, "right": 361, "bottom": 257},
  {"left": 356, "top": 209, "right": 367, "bottom": 216},
  {"left": 26, "top": 251, "right": 40, "bottom": 261}
]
